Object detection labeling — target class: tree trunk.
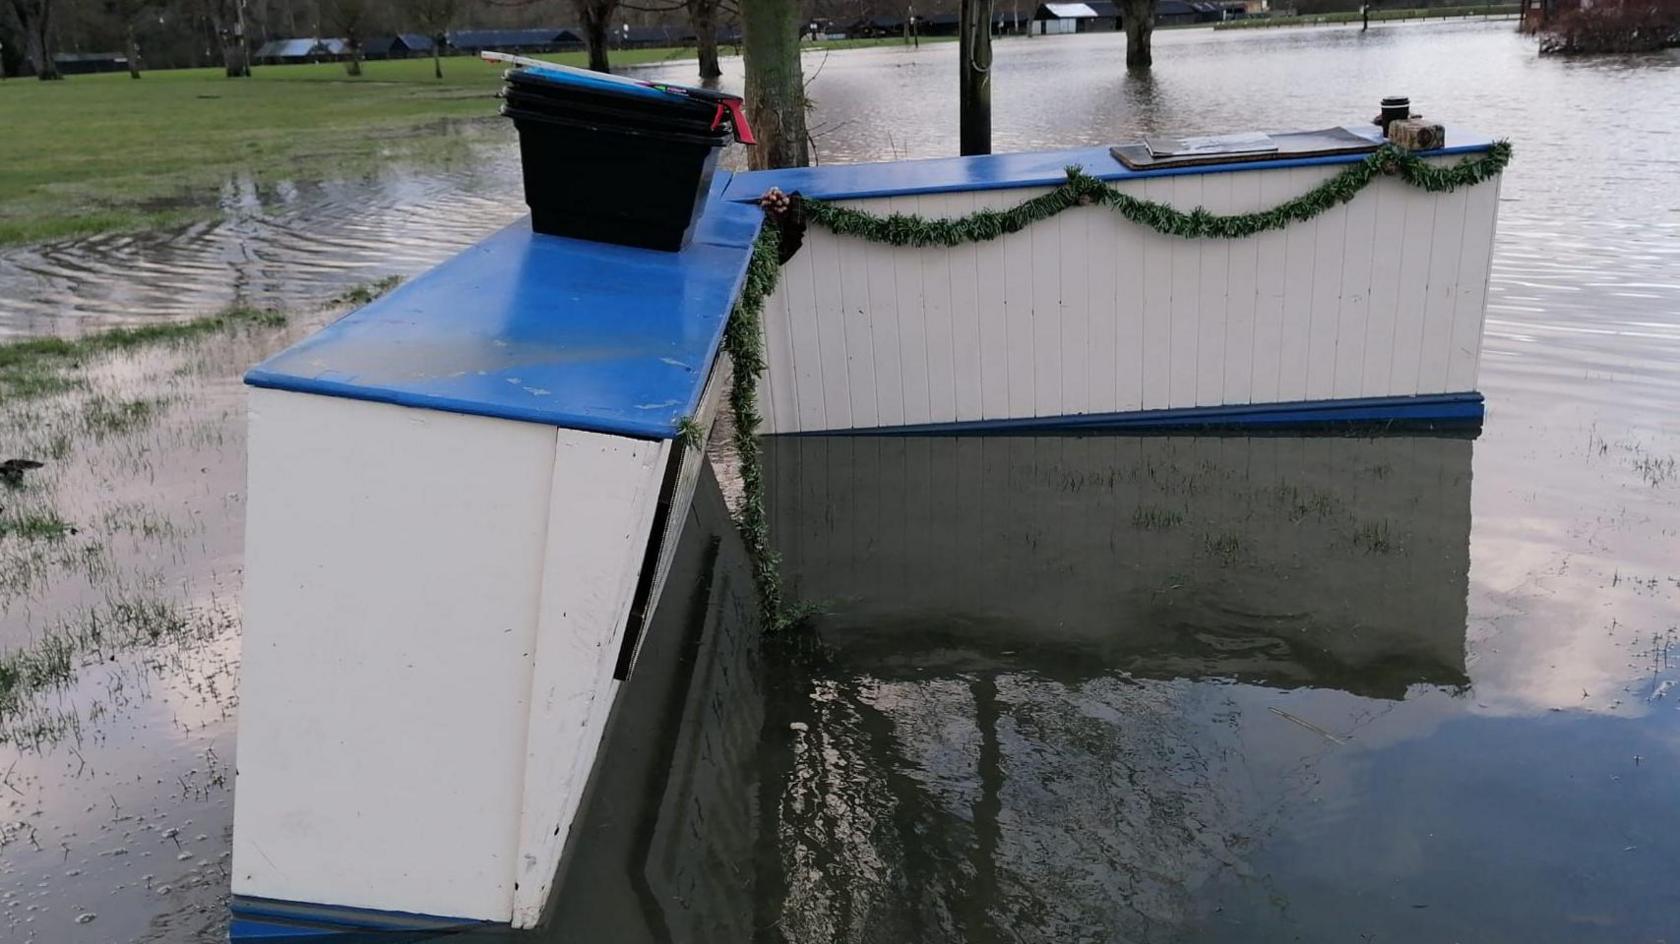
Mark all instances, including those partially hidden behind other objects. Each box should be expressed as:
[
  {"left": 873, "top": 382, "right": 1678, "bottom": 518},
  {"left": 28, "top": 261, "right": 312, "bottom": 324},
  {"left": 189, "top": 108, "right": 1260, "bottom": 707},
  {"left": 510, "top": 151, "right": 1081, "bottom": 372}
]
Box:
[
  {"left": 126, "top": 22, "right": 140, "bottom": 78},
  {"left": 742, "top": 0, "right": 809, "bottom": 170},
  {"left": 581, "top": 4, "right": 611, "bottom": 73},
  {"left": 223, "top": 0, "right": 251, "bottom": 78},
  {"left": 691, "top": 0, "right": 722, "bottom": 79},
  {"left": 345, "top": 45, "right": 362, "bottom": 76},
  {"left": 1121, "top": 0, "right": 1153, "bottom": 70},
  {"left": 223, "top": 40, "right": 249, "bottom": 77},
  {"left": 13, "top": 0, "right": 61, "bottom": 80},
  {"left": 432, "top": 43, "right": 442, "bottom": 79}
]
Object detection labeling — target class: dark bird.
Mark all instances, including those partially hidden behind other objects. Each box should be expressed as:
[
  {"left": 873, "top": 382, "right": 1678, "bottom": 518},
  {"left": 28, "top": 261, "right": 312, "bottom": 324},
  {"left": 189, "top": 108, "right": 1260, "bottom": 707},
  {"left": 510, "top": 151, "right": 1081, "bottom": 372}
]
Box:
[{"left": 0, "top": 459, "right": 45, "bottom": 486}]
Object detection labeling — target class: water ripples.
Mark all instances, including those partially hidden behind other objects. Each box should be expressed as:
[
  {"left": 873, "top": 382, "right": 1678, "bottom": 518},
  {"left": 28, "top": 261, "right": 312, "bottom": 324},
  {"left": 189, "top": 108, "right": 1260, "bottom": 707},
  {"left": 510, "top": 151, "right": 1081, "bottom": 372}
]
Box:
[{"left": 0, "top": 127, "right": 528, "bottom": 338}]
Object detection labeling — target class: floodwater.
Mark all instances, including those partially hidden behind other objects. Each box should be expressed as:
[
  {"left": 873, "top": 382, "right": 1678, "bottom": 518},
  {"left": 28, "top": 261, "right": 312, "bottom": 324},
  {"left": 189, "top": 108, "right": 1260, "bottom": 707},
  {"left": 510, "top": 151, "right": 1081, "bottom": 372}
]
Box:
[
  {"left": 0, "top": 125, "right": 525, "bottom": 337},
  {"left": 3, "top": 18, "right": 1680, "bottom": 943}
]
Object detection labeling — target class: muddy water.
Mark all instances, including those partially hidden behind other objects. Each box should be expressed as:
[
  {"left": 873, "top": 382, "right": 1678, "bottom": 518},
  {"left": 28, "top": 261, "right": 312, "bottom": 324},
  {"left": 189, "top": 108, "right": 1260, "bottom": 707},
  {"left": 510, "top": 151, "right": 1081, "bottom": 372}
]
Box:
[
  {"left": 0, "top": 311, "right": 331, "bottom": 943},
  {"left": 1, "top": 18, "right": 1679, "bottom": 944},
  {"left": 0, "top": 123, "right": 525, "bottom": 338}
]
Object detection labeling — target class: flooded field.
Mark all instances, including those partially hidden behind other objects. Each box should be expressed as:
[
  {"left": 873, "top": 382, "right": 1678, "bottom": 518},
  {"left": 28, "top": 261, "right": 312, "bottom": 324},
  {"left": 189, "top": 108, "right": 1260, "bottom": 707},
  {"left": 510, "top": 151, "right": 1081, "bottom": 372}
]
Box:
[
  {"left": 0, "top": 126, "right": 521, "bottom": 337},
  {"left": 2, "top": 18, "right": 1679, "bottom": 943}
]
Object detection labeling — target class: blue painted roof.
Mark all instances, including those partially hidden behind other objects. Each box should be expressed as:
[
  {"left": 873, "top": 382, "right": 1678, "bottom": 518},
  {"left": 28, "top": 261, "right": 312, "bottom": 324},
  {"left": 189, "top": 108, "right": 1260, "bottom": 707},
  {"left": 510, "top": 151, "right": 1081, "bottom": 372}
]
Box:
[
  {"left": 725, "top": 126, "right": 1497, "bottom": 202},
  {"left": 245, "top": 174, "right": 763, "bottom": 440},
  {"left": 256, "top": 38, "right": 345, "bottom": 58}
]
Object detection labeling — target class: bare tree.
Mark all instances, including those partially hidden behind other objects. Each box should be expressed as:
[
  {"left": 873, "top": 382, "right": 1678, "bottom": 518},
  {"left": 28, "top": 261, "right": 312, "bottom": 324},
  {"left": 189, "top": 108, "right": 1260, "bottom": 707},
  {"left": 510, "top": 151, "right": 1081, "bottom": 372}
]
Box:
[
  {"left": 105, "top": 0, "right": 158, "bottom": 78},
  {"left": 624, "top": 0, "right": 727, "bottom": 81},
  {"left": 742, "top": 0, "right": 808, "bottom": 168},
  {"left": 413, "top": 0, "right": 456, "bottom": 79},
  {"left": 323, "top": 0, "right": 369, "bottom": 76},
  {"left": 203, "top": 0, "right": 251, "bottom": 77},
  {"left": 1120, "top": 0, "right": 1153, "bottom": 69},
  {"left": 689, "top": 0, "right": 723, "bottom": 77},
  {"left": 573, "top": 0, "right": 618, "bottom": 72},
  {"left": 7, "top": 0, "right": 60, "bottom": 79}
]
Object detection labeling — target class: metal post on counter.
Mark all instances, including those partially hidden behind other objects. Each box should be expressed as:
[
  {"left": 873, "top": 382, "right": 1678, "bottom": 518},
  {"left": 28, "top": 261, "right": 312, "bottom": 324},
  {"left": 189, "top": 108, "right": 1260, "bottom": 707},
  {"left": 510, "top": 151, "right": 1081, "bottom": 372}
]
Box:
[{"left": 959, "top": 0, "right": 993, "bottom": 156}]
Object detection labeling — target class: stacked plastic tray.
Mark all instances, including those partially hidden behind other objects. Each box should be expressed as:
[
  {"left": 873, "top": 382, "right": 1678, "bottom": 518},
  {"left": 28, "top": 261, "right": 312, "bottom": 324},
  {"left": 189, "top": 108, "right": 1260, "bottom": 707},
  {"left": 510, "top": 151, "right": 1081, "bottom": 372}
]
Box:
[{"left": 500, "top": 66, "right": 741, "bottom": 252}]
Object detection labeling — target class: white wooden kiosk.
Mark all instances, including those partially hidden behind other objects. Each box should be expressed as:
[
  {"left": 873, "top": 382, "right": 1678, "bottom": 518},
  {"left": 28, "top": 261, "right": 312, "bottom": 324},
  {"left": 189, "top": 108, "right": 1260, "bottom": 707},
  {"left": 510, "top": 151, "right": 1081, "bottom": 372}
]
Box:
[
  {"left": 729, "top": 125, "right": 1502, "bottom": 434},
  {"left": 230, "top": 179, "right": 761, "bottom": 938},
  {"left": 230, "top": 124, "right": 1502, "bottom": 938}
]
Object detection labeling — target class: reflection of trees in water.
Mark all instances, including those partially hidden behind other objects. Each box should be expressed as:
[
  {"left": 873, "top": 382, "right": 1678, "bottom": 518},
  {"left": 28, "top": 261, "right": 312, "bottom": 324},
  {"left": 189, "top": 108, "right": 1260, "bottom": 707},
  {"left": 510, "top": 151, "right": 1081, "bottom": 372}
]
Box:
[{"left": 765, "top": 662, "right": 1303, "bottom": 944}]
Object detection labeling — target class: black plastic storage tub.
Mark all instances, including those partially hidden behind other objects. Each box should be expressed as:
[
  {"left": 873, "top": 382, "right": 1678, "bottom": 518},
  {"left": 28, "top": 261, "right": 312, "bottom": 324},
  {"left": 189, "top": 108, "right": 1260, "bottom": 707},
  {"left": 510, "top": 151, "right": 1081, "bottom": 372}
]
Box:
[{"left": 500, "top": 67, "right": 737, "bottom": 252}]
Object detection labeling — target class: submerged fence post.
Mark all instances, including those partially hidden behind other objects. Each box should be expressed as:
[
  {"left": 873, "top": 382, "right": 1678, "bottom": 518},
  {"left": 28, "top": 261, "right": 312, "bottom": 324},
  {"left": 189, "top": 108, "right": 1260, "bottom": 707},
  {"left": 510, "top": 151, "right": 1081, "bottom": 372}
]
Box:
[{"left": 959, "top": 0, "right": 993, "bottom": 156}]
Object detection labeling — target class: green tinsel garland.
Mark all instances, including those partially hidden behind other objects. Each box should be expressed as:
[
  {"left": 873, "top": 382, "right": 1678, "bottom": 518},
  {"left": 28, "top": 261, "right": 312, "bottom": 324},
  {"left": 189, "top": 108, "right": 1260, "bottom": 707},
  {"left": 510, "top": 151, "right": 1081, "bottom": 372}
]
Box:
[
  {"left": 724, "top": 140, "right": 1510, "bottom": 630},
  {"left": 722, "top": 225, "right": 792, "bottom": 630},
  {"left": 801, "top": 141, "right": 1512, "bottom": 245}
]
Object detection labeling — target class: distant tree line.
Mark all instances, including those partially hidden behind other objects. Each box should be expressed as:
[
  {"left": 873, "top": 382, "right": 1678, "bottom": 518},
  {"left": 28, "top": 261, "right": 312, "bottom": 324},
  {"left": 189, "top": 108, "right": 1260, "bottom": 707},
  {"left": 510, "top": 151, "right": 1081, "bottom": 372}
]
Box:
[
  {"left": 0, "top": 0, "right": 659, "bottom": 76},
  {"left": 0, "top": 0, "right": 982, "bottom": 79}
]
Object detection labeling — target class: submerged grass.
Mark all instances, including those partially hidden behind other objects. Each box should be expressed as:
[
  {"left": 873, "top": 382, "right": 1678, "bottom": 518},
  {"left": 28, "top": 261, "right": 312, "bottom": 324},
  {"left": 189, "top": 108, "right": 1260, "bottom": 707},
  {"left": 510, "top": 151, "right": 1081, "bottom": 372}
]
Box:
[
  {"left": 1634, "top": 454, "right": 1676, "bottom": 487},
  {"left": 0, "top": 305, "right": 285, "bottom": 400},
  {"left": 0, "top": 510, "right": 74, "bottom": 542},
  {"left": 1201, "top": 531, "right": 1245, "bottom": 566},
  {"left": 1352, "top": 519, "right": 1400, "bottom": 554},
  {"left": 0, "top": 288, "right": 404, "bottom": 739},
  {"left": 1132, "top": 505, "right": 1187, "bottom": 531},
  {"left": 81, "top": 396, "right": 170, "bottom": 438},
  {"left": 331, "top": 275, "right": 404, "bottom": 308},
  {"left": 0, "top": 593, "right": 204, "bottom": 734}
]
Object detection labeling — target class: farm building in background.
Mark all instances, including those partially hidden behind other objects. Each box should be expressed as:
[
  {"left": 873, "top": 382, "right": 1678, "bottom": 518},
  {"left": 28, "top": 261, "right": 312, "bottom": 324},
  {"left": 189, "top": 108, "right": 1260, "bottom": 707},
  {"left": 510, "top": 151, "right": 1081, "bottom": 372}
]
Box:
[
  {"left": 994, "top": 8, "right": 1035, "bottom": 31},
  {"left": 254, "top": 38, "right": 348, "bottom": 64},
  {"left": 446, "top": 29, "right": 585, "bottom": 54},
  {"left": 363, "top": 34, "right": 437, "bottom": 60},
  {"left": 1031, "top": 0, "right": 1237, "bottom": 32},
  {"left": 848, "top": 15, "right": 907, "bottom": 36},
  {"left": 52, "top": 51, "right": 129, "bottom": 74},
  {"left": 620, "top": 24, "right": 742, "bottom": 46},
  {"left": 254, "top": 38, "right": 349, "bottom": 64},
  {"left": 845, "top": 9, "right": 1032, "bottom": 38},
  {"left": 919, "top": 12, "right": 962, "bottom": 33},
  {"left": 1032, "top": 2, "right": 1121, "bottom": 32}
]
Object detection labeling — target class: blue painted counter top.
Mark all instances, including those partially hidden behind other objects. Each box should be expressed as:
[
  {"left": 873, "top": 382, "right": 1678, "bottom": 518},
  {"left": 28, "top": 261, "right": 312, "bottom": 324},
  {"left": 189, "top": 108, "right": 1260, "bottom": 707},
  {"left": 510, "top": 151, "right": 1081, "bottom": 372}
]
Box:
[
  {"left": 245, "top": 174, "right": 763, "bottom": 440},
  {"left": 725, "top": 126, "right": 1496, "bottom": 202}
]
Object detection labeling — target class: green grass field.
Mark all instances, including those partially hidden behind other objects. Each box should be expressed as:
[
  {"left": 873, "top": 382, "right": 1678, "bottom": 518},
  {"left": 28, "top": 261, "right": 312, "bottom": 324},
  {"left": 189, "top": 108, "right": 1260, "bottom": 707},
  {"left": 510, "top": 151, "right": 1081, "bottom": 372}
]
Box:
[
  {"left": 0, "top": 37, "right": 969, "bottom": 247},
  {"left": 0, "top": 47, "right": 737, "bottom": 246}
]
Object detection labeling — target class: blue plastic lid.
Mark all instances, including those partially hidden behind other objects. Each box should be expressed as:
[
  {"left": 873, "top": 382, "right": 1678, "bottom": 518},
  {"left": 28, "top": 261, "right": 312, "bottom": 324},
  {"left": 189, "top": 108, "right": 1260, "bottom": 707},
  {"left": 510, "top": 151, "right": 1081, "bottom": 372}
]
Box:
[{"left": 513, "top": 64, "right": 689, "bottom": 105}]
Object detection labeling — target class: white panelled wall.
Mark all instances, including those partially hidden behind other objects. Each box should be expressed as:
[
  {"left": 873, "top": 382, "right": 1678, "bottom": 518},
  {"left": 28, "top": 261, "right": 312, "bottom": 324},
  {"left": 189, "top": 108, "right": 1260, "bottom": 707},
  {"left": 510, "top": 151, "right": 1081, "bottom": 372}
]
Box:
[
  {"left": 757, "top": 160, "right": 1502, "bottom": 433},
  {"left": 233, "top": 389, "right": 673, "bottom": 927}
]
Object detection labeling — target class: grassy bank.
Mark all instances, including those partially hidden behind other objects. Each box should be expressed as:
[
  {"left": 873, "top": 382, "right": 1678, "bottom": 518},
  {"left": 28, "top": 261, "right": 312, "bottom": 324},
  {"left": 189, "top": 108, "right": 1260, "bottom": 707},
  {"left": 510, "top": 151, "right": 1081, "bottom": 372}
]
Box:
[
  {"left": 1216, "top": 5, "right": 1519, "bottom": 28},
  {"left": 0, "top": 51, "right": 677, "bottom": 245},
  {"left": 0, "top": 306, "right": 286, "bottom": 399},
  {"left": 0, "top": 38, "right": 948, "bottom": 247}
]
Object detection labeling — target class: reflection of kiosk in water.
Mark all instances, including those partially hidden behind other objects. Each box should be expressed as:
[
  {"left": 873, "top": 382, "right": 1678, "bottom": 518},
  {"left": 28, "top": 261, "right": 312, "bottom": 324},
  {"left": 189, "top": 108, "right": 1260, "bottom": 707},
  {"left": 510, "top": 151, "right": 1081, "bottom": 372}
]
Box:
[
  {"left": 752, "top": 432, "right": 1476, "bottom": 942},
  {"left": 766, "top": 433, "right": 1473, "bottom": 699},
  {"left": 520, "top": 432, "right": 1478, "bottom": 944}
]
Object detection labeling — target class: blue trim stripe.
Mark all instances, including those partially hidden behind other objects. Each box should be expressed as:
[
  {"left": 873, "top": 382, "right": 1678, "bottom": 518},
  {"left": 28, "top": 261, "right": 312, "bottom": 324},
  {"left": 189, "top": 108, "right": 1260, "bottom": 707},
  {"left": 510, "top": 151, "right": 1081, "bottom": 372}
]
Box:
[
  {"left": 229, "top": 896, "right": 490, "bottom": 941},
  {"left": 783, "top": 392, "right": 1484, "bottom": 437}
]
